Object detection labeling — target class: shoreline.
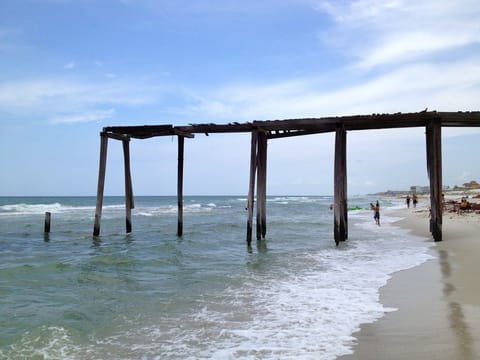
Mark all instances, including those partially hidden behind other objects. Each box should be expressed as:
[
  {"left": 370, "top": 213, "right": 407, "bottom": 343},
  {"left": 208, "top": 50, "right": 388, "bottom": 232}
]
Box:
[{"left": 338, "top": 206, "right": 480, "bottom": 359}]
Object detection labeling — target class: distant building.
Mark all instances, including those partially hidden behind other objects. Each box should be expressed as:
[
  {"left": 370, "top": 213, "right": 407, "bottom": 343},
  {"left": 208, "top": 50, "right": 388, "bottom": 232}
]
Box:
[
  {"left": 463, "top": 180, "right": 479, "bottom": 189},
  {"left": 410, "top": 185, "right": 429, "bottom": 194}
]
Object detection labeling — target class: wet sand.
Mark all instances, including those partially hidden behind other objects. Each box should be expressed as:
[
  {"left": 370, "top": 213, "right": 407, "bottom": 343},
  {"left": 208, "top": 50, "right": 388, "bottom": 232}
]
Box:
[{"left": 339, "top": 206, "right": 480, "bottom": 360}]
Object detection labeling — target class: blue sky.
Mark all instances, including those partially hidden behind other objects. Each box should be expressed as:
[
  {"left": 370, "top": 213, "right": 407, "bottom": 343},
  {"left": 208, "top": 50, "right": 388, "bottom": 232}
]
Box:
[{"left": 1, "top": 0, "right": 479, "bottom": 196}]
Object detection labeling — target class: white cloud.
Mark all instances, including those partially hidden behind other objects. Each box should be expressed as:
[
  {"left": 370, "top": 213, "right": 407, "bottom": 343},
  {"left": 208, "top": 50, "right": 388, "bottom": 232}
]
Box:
[
  {"left": 63, "top": 61, "right": 76, "bottom": 70},
  {"left": 316, "top": 0, "right": 480, "bottom": 69},
  {"left": 179, "top": 56, "right": 480, "bottom": 122},
  {"left": 0, "top": 77, "right": 161, "bottom": 119},
  {"left": 50, "top": 108, "right": 115, "bottom": 124},
  {"left": 357, "top": 30, "right": 479, "bottom": 69}
]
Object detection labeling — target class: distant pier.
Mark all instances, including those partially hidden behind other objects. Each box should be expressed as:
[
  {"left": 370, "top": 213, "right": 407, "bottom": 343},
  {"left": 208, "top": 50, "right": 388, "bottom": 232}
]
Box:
[{"left": 93, "top": 111, "right": 480, "bottom": 246}]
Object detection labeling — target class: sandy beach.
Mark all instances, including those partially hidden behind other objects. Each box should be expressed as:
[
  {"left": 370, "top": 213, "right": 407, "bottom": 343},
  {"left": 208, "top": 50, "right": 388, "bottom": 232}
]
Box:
[{"left": 339, "top": 201, "right": 480, "bottom": 359}]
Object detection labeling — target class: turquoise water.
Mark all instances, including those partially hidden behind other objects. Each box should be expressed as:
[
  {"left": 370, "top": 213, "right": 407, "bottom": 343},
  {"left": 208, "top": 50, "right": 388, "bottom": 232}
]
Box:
[{"left": 0, "top": 196, "right": 432, "bottom": 359}]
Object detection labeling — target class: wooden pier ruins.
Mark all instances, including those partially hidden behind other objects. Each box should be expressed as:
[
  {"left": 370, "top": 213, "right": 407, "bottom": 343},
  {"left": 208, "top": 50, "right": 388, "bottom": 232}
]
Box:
[{"left": 93, "top": 111, "right": 480, "bottom": 246}]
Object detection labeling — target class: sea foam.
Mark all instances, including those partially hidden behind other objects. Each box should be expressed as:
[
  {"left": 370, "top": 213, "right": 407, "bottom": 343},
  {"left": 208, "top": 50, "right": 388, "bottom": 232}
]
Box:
[
  {"left": 35, "top": 212, "right": 431, "bottom": 360},
  {"left": 0, "top": 196, "right": 434, "bottom": 359}
]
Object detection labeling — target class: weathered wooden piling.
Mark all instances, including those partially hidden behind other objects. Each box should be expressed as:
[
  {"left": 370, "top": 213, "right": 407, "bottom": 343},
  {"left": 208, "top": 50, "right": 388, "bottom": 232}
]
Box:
[
  {"left": 44, "top": 212, "right": 51, "bottom": 233},
  {"left": 246, "top": 130, "right": 258, "bottom": 246},
  {"left": 122, "top": 138, "right": 134, "bottom": 233},
  {"left": 334, "top": 124, "right": 348, "bottom": 245},
  {"left": 260, "top": 132, "right": 268, "bottom": 239},
  {"left": 426, "top": 118, "right": 443, "bottom": 241},
  {"left": 177, "top": 136, "right": 185, "bottom": 237},
  {"left": 256, "top": 131, "right": 268, "bottom": 240},
  {"left": 93, "top": 132, "right": 108, "bottom": 236}
]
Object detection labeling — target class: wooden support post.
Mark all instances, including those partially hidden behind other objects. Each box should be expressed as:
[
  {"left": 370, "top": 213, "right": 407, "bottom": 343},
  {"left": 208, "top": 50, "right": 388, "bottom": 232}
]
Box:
[
  {"left": 426, "top": 118, "right": 443, "bottom": 241},
  {"left": 177, "top": 136, "right": 185, "bottom": 237},
  {"left": 44, "top": 212, "right": 51, "bottom": 233},
  {"left": 93, "top": 132, "right": 108, "bottom": 236},
  {"left": 260, "top": 133, "right": 268, "bottom": 239},
  {"left": 343, "top": 133, "right": 348, "bottom": 241},
  {"left": 256, "top": 132, "right": 267, "bottom": 240},
  {"left": 246, "top": 130, "right": 258, "bottom": 246},
  {"left": 334, "top": 125, "right": 348, "bottom": 245},
  {"left": 122, "top": 138, "right": 134, "bottom": 233}
]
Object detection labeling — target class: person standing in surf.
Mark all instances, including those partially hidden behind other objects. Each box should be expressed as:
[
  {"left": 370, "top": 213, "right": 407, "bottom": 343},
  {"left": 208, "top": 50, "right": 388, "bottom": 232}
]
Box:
[{"left": 373, "top": 200, "right": 380, "bottom": 226}]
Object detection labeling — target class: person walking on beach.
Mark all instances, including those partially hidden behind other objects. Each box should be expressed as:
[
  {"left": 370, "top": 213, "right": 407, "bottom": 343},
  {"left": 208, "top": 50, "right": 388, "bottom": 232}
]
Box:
[
  {"left": 371, "top": 200, "right": 380, "bottom": 226},
  {"left": 412, "top": 194, "right": 418, "bottom": 208},
  {"left": 406, "top": 194, "right": 411, "bottom": 208}
]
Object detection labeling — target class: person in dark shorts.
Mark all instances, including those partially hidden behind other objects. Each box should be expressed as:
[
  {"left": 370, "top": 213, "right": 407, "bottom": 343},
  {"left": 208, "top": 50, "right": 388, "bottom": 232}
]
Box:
[{"left": 372, "top": 200, "right": 380, "bottom": 226}]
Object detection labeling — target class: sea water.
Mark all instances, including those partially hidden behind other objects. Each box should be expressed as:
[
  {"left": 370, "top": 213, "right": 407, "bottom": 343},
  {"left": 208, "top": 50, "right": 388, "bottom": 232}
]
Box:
[{"left": 0, "top": 196, "right": 433, "bottom": 359}]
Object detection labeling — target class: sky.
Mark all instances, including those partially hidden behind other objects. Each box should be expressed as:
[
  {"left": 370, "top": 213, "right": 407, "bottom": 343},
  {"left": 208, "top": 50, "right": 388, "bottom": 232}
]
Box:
[{"left": 0, "top": 0, "right": 479, "bottom": 196}]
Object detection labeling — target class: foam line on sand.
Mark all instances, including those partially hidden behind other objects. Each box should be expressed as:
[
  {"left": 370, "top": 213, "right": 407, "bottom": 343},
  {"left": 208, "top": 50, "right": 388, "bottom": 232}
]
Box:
[{"left": 339, "top": 206, "right": 480, "bottom": 360}]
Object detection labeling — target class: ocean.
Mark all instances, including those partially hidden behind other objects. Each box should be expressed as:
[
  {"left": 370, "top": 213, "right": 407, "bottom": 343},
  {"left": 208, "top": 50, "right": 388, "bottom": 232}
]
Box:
[{"left": 0, "top": 195, "right": 433, "bottom": 359}]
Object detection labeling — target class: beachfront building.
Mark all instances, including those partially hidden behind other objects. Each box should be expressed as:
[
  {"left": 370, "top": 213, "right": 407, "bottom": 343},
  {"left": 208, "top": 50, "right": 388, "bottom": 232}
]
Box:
[{"left": 410, "top": 185, "right": 430, "bottom": 195}]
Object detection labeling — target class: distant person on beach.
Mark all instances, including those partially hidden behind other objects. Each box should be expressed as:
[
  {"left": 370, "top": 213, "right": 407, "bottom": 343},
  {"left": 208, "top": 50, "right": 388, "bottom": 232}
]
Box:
[
  {"left": 412, "top": 194, "right": 418, "bottom": 208},
  {"left": 459, "top": 197, "right": 470, "bottom": 214},
  {"left": 371, "top": 201, "right": 380, "bottom": 226},
  {"left": 406, "top": 194, "right": 411, "bottom": 208}
]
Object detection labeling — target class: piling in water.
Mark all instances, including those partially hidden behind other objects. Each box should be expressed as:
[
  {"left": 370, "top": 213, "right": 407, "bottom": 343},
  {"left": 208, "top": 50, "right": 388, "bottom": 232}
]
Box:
[{"left": 44, "top": 212, "right": 51, "bottom": 233}]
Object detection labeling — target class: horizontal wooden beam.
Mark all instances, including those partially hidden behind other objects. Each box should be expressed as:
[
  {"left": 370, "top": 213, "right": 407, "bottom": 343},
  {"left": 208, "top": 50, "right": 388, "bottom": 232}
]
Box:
[
  {"left": 176, "top": 123, "right": 253, "bottom": 134},
  {"left": 100, "top": 111, "right": 480, "bottom": 140},
  {"left": 438, "top": 111, "right": 480, "bottom": 127},
  {"left": 254, "top": 112, "right": 438, "bottom": 132},
  {"left": 173, "top": 129, "right": 195, "bottom": 138},
  {"left": 103, "top": 125, "right": 175, "bottom": 139},
  {"left": 267, "top": 129, "right": 332, "bottom": 139},
  {"left": 105, "top": 132, "right": 131, "bottom": 141}
]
